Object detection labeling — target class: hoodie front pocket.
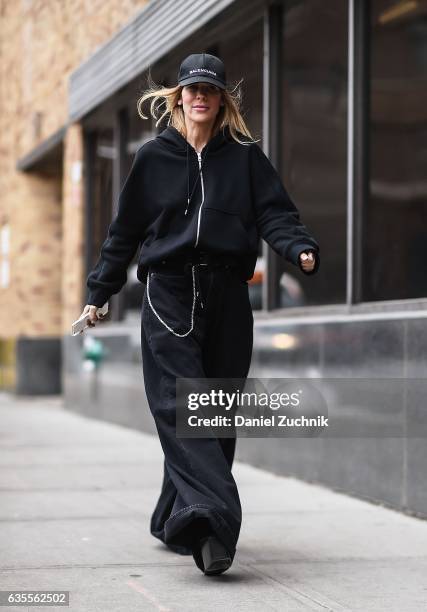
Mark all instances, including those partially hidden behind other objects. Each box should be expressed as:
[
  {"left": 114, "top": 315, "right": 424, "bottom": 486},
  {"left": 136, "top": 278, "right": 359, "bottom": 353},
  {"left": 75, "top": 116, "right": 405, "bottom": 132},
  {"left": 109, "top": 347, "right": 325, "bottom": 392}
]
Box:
[{"left": 200, "top": 207, "right": 252, "bottom": 253}]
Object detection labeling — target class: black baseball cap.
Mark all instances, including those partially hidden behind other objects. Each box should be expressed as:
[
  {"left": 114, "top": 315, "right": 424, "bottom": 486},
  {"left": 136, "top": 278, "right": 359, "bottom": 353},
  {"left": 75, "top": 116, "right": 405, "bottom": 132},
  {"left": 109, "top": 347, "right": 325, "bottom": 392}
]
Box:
[{"left": 177, "top": 53, "right": 227, "bottom": 90}]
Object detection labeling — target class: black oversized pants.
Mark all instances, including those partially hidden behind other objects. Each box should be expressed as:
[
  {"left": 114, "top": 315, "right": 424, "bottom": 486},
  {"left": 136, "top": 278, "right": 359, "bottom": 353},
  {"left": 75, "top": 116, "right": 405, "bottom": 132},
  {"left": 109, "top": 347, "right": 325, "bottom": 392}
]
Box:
[{"left": 140, "top": 264, "right": 254, "bottom": 571}]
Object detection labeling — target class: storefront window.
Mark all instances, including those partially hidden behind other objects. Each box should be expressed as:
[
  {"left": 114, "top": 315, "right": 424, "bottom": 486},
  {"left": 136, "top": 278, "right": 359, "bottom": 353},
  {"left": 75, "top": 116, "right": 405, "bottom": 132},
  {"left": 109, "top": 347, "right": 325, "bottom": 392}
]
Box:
[
  {"left": 277, "top": 0, "right": 348, "bottom": 308},
  {"left": 221, "top": 19, "right": 264, "bottom": 309},
  {"left": 122, "top": 112, "right": 157, "bottom": 312},
  {"left": 91, "top": 128, "right": 114, "bottom": 273},
  {"left": 364, "top": 0, "right": 427, "bottom": 301}
]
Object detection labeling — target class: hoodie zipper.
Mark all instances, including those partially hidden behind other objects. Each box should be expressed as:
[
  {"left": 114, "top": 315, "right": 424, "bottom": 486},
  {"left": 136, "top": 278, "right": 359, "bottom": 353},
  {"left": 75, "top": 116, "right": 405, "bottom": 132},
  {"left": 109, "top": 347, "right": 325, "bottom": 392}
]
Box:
[{"left": 194, "top": 150, "right": 205, "bottom": 248}]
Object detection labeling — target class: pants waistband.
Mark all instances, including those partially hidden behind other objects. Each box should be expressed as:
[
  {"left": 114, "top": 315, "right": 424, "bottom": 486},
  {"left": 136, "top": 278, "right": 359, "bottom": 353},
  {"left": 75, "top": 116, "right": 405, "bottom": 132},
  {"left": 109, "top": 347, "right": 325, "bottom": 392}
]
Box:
[
  {"left": 150, "top": 252, "right": 241, "bottom": 274},
  {"left": 146, "top": 253, "right": 242, "bottom": 335}
]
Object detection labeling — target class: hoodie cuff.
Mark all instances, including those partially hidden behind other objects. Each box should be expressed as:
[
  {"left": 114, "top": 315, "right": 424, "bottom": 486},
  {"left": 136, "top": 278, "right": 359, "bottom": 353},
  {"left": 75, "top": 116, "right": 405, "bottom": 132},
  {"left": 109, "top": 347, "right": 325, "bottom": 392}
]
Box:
[
  {"left": 86, "top": 290, "right": 110, "bottom": 309},
  {"left": 287, "top": 242, "right": 317, "bottom": 264},
  {"left": 287, "top": 243, "right": 320, "bottom": 275}
]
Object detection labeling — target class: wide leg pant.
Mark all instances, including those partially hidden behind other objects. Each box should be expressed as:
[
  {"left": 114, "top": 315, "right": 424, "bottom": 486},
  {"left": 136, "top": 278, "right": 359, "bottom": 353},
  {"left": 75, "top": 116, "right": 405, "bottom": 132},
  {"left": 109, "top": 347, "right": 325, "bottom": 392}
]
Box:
[{"left": 140, "top": 264, "right": 254, "bottom": 571}]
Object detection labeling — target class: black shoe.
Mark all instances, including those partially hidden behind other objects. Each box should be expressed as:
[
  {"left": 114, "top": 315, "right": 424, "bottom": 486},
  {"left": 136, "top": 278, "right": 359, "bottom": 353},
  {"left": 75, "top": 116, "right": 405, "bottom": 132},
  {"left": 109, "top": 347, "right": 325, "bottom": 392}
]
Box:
[{"left": 199, "top": 535, "right": 232, "bottom": 575}]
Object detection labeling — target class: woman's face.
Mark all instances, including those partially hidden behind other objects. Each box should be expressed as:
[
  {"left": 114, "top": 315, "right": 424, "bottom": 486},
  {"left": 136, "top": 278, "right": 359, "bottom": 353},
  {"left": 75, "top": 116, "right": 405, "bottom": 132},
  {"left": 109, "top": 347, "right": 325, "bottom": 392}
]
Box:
[{"left": 178, "top": 82, "right": 223, "bottom": 126}]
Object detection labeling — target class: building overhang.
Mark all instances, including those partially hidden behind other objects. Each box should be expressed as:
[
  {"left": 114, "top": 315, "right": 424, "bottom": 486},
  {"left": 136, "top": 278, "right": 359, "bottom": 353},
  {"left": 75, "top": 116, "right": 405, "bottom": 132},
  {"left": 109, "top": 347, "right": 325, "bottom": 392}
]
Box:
[
  {"left": 68, "top": 0, "right": 239, "bottom": 122},
  {"left": 16, "top": 125, "right": 67, "bottom": 174}
]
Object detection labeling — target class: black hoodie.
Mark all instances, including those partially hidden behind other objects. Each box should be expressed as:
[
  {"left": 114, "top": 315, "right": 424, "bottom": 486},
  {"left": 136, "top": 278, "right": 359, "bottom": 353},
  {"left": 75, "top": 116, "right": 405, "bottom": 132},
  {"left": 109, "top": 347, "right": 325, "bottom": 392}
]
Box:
[{"left": 86, "top": 125, "right": 320, "bottom": 308}]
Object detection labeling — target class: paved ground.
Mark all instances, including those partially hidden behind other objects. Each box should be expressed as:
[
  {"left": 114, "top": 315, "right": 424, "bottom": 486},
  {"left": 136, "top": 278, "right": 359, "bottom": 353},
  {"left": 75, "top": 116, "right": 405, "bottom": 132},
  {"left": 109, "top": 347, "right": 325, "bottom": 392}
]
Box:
[{"left": 0, "top": 392, "right": 426, "bottom": 611}]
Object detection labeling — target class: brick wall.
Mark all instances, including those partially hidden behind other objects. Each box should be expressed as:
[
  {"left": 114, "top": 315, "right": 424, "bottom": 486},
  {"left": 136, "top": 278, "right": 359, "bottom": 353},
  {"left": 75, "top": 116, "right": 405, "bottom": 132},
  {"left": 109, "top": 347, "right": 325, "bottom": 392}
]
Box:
[
  {"left": 0, "top": 0, "right": 148, "bottom": 339},
  {"left": 62, "top": 123, "right": 84, "bottom": 336}
]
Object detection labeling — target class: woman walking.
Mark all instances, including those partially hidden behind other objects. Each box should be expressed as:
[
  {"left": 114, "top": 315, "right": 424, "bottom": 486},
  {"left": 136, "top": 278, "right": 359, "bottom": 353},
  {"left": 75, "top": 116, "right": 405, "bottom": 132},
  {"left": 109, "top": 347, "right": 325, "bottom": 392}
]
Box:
[{"left": 80, "top": 53, "right": 320, "bottom": 576}]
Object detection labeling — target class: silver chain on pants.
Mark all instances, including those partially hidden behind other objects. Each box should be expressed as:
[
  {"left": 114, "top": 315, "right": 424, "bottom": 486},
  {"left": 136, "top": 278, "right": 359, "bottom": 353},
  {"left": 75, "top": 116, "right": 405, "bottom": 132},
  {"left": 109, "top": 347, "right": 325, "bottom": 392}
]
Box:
[{"left": 146, "top": 263, "right": 209, "bottom": 338}]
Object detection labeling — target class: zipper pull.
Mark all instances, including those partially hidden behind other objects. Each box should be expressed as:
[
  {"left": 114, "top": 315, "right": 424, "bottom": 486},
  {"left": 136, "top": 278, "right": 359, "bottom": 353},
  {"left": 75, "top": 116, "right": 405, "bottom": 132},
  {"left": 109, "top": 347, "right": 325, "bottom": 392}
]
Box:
[{"left": 184, "top": 197, "right": 190, "bottom": 215}]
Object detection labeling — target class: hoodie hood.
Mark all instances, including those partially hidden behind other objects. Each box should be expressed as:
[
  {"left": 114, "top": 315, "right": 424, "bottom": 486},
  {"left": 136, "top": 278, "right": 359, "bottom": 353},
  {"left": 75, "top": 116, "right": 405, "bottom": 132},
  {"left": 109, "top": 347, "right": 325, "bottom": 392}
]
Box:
[{"left": 156, "top": 124, "right": 233, "bottom": 155}]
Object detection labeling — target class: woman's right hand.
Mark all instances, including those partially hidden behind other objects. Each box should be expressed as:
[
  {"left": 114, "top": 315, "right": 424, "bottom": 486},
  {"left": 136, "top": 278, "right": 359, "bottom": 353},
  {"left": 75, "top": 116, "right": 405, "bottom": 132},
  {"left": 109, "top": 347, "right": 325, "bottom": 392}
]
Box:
[{"left": 79, "top": 304, "right": 106, "bottom": 332}]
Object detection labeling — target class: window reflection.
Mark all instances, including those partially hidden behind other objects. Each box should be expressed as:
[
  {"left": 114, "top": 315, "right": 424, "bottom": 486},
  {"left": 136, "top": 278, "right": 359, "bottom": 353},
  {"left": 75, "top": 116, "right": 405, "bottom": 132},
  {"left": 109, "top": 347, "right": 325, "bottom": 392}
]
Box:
[
  {"left": 122, "top": 112, "right": 157, "bottom": 312},
  {"left": 221, "top": 20, "right": 264, "bottom": 310},
  {"left": 365, "top": 0, "right": 427, "bottom": 301},
  {"left": 278, "top": 0, "right": 348, "bottom": 308}
]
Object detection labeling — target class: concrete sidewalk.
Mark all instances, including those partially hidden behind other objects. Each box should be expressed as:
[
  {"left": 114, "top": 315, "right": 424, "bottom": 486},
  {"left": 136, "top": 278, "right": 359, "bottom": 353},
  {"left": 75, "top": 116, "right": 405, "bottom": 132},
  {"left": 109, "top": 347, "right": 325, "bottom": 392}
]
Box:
[{"left": 0, "top": 393, "right": 426, "bottom": 611}]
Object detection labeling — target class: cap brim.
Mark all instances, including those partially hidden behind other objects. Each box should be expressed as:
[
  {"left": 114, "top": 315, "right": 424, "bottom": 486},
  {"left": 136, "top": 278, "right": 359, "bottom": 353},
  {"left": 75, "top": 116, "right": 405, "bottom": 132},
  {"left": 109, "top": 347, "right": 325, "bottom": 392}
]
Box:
[{"left": 178, "top": 76, "right": 226, "bottom": 90}]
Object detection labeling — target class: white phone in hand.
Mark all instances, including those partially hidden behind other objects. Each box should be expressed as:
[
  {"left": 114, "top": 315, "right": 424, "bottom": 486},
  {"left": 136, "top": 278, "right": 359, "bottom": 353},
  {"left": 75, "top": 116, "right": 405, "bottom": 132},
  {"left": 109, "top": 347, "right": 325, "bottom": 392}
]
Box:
[{"left": 71, "top": 302, "right": 109, "bottom": 337}]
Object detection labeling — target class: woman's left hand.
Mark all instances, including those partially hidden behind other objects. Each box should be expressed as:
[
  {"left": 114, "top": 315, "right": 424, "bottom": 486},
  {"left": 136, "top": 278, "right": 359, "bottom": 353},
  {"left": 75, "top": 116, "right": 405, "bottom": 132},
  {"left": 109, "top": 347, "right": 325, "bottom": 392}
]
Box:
[{"left": 299, "top": 251, "right": 316, "bottom": 273}]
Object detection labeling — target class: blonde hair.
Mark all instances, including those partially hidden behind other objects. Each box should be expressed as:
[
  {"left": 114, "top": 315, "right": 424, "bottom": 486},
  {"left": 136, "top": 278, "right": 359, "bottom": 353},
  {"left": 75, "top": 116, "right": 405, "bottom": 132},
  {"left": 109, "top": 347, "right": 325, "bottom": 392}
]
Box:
[{"left": 136, "top": 74, "right": 259, "bottom": 146}]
